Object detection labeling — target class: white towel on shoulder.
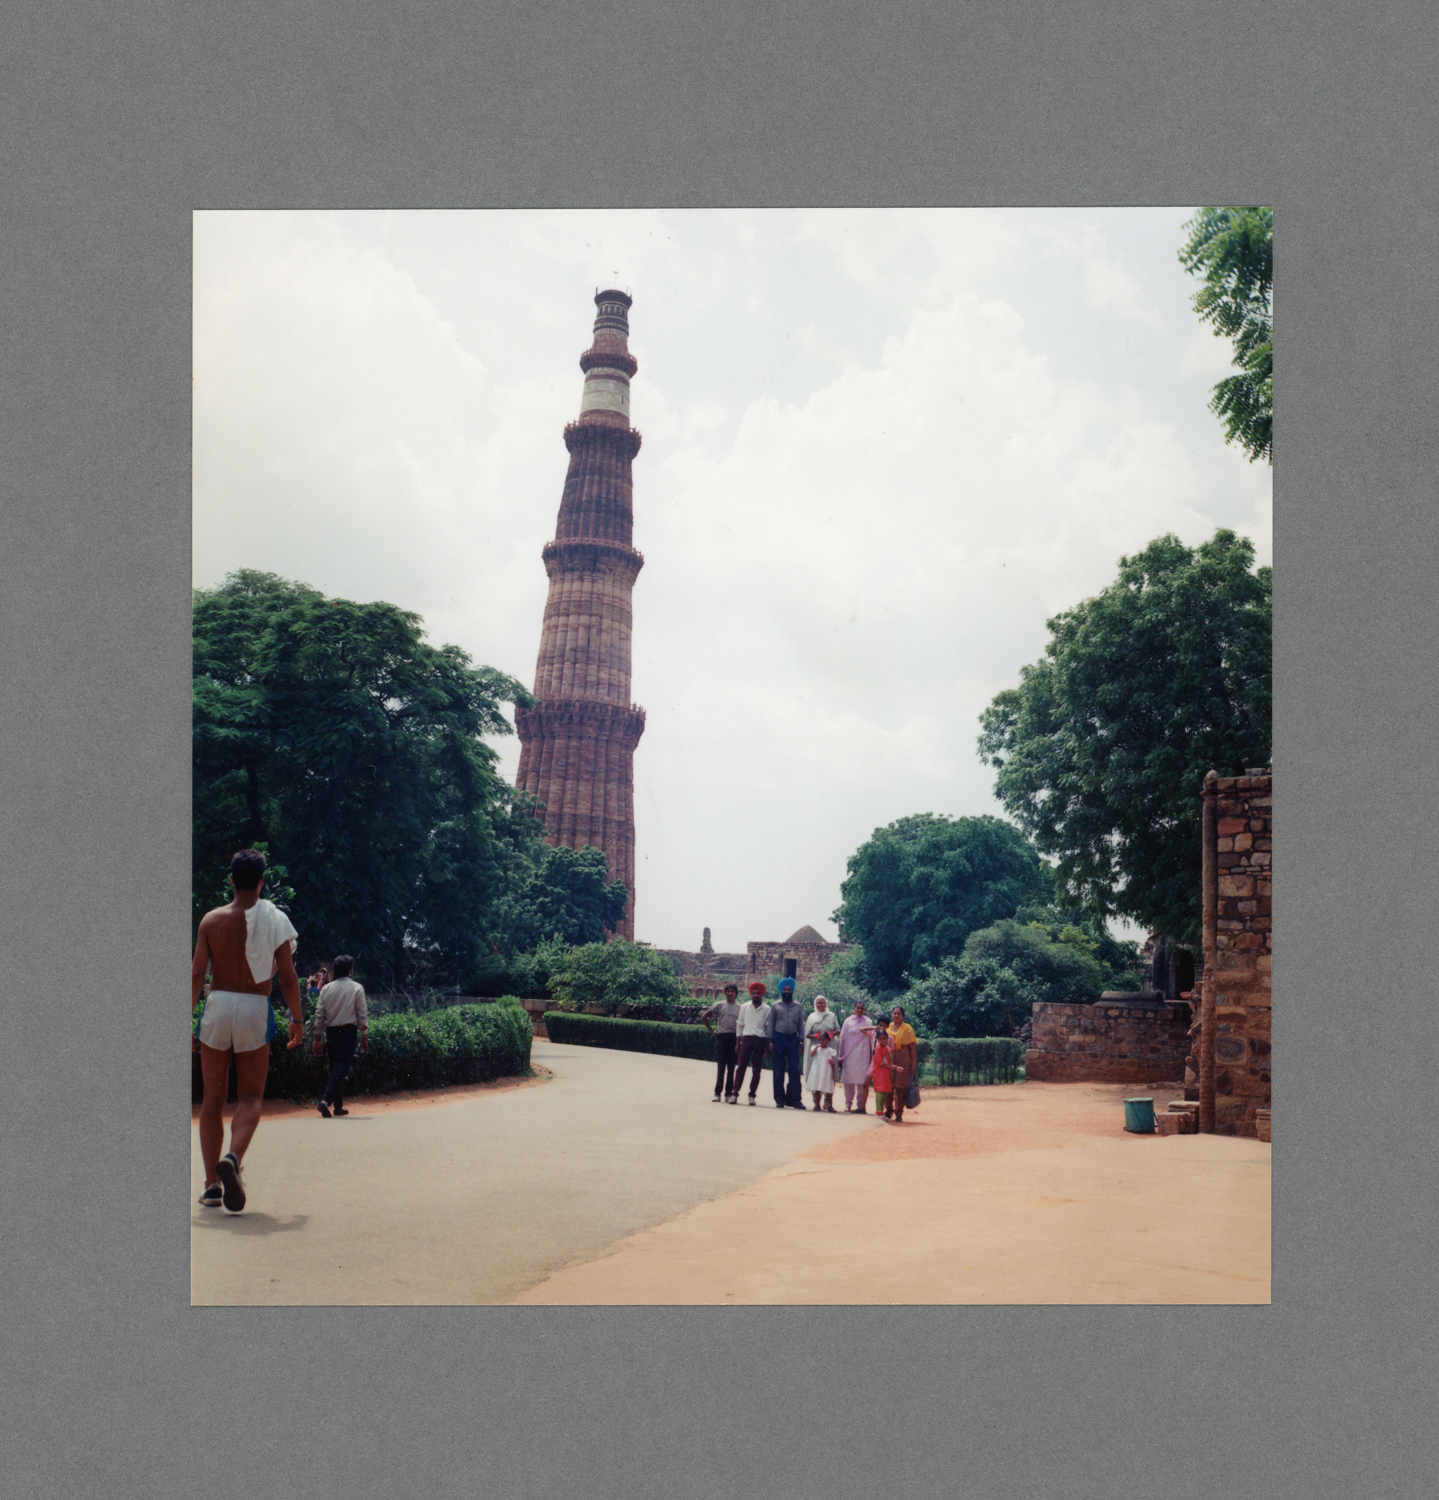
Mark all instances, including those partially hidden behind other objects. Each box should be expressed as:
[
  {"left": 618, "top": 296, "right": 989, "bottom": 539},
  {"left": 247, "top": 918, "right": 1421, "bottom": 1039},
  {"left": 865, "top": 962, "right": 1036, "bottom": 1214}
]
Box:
[{"left": 244, "top": 898, "right": 299, "bottom": 984}]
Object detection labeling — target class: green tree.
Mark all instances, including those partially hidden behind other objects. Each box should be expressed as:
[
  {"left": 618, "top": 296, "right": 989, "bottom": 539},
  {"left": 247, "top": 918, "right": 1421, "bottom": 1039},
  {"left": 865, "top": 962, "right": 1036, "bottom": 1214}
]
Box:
[
  {"left": 193, "top": 570, "right": 539, "bottom": 988},
  {"left": 491, "top": 845, "right": 630, "bottom": 952},
  {"left": 548, "top": 939, "right": 690, "bottom": 1018},
  {"left": 978, "top": 530, "right": 1271, "bottom": 945},
  {"left": 833, "top": 814, "right": 1050, "bottom": 994},
  {"left": 963, "top": 920, "right": 1106, "bottom": 1002},
  {"left": 1011, "top": 900, "right": 1144, "bottom": 991},
  {"left": 904, "top": 956, "right": 1041, "bottom": 1039},
  {"left": 1179, "top": 207, "right": 1273, "bottom": 463}
]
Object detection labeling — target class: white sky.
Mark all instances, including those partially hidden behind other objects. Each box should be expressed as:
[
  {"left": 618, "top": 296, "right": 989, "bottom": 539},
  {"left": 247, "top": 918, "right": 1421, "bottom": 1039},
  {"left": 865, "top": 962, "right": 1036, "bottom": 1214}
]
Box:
[{"left": 193, "top": 208, "right": 1271, "bottom": 954}]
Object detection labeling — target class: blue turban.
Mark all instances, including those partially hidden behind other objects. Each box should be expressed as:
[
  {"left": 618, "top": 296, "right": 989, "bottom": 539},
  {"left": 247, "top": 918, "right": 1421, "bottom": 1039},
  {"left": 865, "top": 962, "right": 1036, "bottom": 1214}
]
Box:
[{"left": 778, "top": 977, "right": 795, "bottom": 994}]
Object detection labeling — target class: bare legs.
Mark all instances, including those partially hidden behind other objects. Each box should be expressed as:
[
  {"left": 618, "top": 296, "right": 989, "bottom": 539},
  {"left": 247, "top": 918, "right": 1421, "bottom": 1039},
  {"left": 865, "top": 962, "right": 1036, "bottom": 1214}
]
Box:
[
  {"left": 229, "top": 1046, "right": 270, "bottom": 1161},
  {"left": 198, "top": 1042, "right": 271, "bottom": 1186}
]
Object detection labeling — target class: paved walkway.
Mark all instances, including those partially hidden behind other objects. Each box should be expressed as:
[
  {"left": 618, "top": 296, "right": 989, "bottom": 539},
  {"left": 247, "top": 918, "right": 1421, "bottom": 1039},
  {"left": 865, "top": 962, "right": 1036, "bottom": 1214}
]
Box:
[
  {"left": 191, "top": 1041, "right": 874, "bottom": 1304},
  {"left": 192, "top": 1045, "right": 1270, "bottom": 1305}
]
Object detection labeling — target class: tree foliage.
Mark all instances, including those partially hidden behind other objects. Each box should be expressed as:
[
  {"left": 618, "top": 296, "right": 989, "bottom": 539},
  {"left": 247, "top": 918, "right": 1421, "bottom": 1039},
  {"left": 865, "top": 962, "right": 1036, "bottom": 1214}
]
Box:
[
  {"left": 548, "top": 939, "right": 690, "bottom": 1018},
  {"left": 833, "top": 814, "right": 1050, "bottom": 994},
  {"left": 905, "top": 920, "right": 1110, "bottom": 1038},
  {"left": 193, "top": 570, "right": 540, "bottom": 988},
  {"left": 492, "top": 845, "right": 630, "bottom": 952},
  {"left": 1011, "top": 901, "right": 1144, "bottom": 991},
  {"left": 1179, "top": 207, "right": 1273, "bottom": 463},
  {"left": 978, "top": 530, "right": 1271, "bottom": 944}
]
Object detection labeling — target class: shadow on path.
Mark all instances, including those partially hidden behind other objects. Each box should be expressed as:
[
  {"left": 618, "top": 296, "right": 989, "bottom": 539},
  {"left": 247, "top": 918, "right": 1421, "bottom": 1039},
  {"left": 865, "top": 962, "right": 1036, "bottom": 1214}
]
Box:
[{"left": 193, "top": 1212, "right": 310, "bottom": 1236}]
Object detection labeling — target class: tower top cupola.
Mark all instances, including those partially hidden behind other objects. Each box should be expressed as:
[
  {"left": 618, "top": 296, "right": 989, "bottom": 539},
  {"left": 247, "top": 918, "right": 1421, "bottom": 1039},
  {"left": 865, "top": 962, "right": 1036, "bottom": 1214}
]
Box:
[{"left": 578, "top": 288, "right": 639, "bottom": 426}]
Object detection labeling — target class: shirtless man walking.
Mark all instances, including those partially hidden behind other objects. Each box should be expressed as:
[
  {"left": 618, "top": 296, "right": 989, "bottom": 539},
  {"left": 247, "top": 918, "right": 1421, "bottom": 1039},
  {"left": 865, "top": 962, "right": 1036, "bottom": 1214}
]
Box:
[{"left": 191, "top": 848, "right": 304, "bottom": 1212}]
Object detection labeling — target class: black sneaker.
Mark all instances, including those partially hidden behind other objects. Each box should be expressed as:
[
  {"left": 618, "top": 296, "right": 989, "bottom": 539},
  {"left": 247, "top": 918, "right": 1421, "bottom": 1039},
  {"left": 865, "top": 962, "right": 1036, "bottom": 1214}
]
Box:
[
  {"left": 217, "top": 1152, "right": 246, "bottom": 1213},
  {"left": 317, "top": 1100, "right": 332, "bottom": 1118},
  {"left": 332, "top": 1106, "right": 348, "bottom": 1116},
  {"left": 198, "top": 1184, "right": 223, "bottom": 1209}
]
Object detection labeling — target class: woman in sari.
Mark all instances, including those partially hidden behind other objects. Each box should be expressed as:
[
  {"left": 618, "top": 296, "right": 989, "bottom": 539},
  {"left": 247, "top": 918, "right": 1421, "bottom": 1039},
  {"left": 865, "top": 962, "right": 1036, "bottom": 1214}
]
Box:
[
  {"left": 803, "top": 994, "right": 839, "bottom": 1073},
  {"left": 886, "top": 1005, "right": 919, "bottom": 1123},
  {"left": 837, "top": 1000, "right": 876, "bottom": 1113}
]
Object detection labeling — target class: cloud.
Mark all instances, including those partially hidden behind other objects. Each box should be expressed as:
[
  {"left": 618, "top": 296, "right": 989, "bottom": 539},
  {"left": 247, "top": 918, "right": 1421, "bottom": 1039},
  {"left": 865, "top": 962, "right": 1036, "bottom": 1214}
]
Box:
[{"left": 193, "top": 209, "right": 1271, "bottom": 949}]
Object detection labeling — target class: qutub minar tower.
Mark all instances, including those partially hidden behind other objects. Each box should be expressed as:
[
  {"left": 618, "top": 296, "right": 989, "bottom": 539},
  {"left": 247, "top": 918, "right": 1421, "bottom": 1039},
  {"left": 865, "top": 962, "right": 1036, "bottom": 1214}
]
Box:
[{"left": 515, "top": 290, "right": 645, "bottom": 940}]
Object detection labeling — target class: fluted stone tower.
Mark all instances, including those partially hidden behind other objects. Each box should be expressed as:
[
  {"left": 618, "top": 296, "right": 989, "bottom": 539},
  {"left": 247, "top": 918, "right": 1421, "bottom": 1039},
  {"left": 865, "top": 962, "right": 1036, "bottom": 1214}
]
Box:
[{"left": 515, "top": 289, "right": 645, "bottom": 939}]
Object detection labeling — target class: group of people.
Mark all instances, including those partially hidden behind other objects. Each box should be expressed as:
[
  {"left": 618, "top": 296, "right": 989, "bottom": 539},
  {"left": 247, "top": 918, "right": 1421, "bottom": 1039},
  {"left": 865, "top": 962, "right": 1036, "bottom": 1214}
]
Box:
[
  {"left": 700, "top": 978, "right": 919, "bottom": 1122},
  {"left": 191, "top": 847, "right": 371, "bottom": 1213}
]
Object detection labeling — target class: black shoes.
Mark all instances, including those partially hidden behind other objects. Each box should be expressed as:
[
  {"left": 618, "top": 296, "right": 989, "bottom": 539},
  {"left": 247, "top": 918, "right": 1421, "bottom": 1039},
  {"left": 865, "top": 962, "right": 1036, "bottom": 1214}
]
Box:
[
  {"left": 317, "top": 1101, "right": 332, "bottom": 1118},
  {"left": 217, "top": 1152, "right": 246, "bottom": 1213},
  {"left": 198, "top": 1184, "right": 223, "bottom": 1208}
]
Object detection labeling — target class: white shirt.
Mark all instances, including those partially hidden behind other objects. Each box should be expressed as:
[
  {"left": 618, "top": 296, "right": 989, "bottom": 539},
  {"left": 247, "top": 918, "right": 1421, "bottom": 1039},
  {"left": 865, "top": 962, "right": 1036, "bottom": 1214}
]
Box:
[
  {"left": 315, "top": 977, "right": 368, "bottom": 1030},
  {"left": 737, "top": 1000, "right": 772, "bottom": 1039}
]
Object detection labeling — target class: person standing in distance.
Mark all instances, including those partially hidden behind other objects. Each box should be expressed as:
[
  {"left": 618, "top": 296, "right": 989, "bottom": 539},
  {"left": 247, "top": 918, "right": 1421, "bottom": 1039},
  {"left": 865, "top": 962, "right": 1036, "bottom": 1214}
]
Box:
[
  {"left": 191, "top": 848, "right": 304, "bottom": 1212},
  {"left": 769, "top": 977, "right": 807, "bottom": 1109},
  {"left": 701, "top": 983, "right": 743, "bottom": 1102},
  {"left": 312, "top": 954, "right": 368, "bottom": 1117},
  {"left": 733, "top": 982, "right": 772, "bottom": 1105}
]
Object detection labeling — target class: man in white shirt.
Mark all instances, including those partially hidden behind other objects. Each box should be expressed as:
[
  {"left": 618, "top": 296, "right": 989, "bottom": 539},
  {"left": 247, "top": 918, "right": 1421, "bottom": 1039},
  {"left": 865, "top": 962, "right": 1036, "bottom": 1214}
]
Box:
[
  {"left": 732, "top": 982, "right": 773, "bottom": 1105},
  {"left": 311, "top": 954, "right": 369, "bottom": 1117}
]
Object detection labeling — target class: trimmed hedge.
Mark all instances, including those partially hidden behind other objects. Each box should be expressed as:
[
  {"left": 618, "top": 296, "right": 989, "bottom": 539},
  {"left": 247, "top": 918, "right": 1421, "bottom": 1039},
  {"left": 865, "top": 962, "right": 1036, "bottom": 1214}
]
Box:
[
  {"left": 542, "top": 1016, "right": 1022, "bottom": 1086},
  {"left": 917, "top": 1036, "right": 1024, "bottom": 1086},
  {"left": 543, "top": 1011, "right": 718, "bottom": 1061},
  {"left": 191, "top": 1001, "right": 533, "bottom": 1102}
]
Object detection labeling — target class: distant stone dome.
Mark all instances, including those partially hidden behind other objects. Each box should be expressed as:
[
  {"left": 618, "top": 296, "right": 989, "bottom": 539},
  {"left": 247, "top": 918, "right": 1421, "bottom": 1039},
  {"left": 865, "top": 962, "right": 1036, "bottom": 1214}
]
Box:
[{"left": 785, "top": 924, "right": 829, "bottom": 945}]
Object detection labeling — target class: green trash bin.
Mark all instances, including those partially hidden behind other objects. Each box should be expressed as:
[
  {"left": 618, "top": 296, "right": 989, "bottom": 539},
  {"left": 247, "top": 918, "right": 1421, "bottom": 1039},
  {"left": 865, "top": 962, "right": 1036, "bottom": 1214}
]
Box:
[{"left": 1124, "top": 1097, "right": 1155, "bottom": 1134}]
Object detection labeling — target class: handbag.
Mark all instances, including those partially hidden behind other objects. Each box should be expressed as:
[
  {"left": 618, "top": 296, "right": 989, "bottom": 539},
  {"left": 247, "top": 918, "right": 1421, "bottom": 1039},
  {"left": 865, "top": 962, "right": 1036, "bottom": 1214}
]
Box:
[{"left": 905, "top": 1073, "right": 920, "bottom": 1109}]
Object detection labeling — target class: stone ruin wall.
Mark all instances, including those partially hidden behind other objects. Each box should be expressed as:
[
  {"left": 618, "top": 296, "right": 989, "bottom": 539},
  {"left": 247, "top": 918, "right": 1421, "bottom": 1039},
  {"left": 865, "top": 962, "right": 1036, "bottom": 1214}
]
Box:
[
  {"left": 745, "top": 940, "right": 851, "bottom": 988},
  {"left": 658, "top": 947, "right": 750, "bottom": 1000},
  {"left": 657, "top": 936, "right": 853, "bottom": 1000},
  {"left": 1185, "top": 770, "right": 1272, "bottom": 1136},
  {"left": 1024, "top": 1001, "right": 1193, "bottom": 1084}
]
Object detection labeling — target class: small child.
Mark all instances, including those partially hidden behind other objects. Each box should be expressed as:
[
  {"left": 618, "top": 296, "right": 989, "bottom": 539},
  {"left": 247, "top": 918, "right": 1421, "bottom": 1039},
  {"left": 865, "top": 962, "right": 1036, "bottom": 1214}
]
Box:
[
  {"left": 804, "top": 1028, "right": 838, "bottom": 1113},
  {"left": 870, "top": 1027, "right": 894, "bottom": 1120}
]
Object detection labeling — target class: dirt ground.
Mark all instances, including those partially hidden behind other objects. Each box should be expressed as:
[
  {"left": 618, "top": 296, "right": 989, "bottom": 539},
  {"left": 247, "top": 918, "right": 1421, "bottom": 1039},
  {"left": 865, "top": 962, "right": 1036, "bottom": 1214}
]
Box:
[
  {"left": 191, "top": 1044, "right": 1268, "bottom": 1305},
  {"left": 513, "top": 1078, "right": 1270, "bottom": 1305}
]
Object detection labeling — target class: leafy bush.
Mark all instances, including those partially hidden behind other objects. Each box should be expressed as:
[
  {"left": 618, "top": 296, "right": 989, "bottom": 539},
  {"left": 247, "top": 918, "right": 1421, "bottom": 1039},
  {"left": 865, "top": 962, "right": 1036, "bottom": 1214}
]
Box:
[
  {"left": 542, "top": 1011, "right": 716, "bottom": 1061},
  {"left": 548, "top": 939, "right": 689, "bottom": 1018},
  {"left": 962, "top": 920, "right": 1106, "bottom": 1003},
  {"left": 469, "top": 933, "right": 570, "bottom": 1001},
  {"left": 191, "top": 1000, "right": 532, "bottom": 1102},
  {"left": 906, "top": 919, "right": 1112, "bottom": 1038},
  {"left": 905, "top": 955, "right": 1041, "bottom": 1038},
  {"left": 916, "top": 1036, "right": 1025, "bottom": 1086}
]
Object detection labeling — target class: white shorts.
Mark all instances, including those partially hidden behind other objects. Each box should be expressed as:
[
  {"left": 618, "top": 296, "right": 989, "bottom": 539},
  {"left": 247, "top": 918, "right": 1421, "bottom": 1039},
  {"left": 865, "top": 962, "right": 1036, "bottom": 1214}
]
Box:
[{"left": 198, "top": 990, "right": 276, "bottom": 1053}]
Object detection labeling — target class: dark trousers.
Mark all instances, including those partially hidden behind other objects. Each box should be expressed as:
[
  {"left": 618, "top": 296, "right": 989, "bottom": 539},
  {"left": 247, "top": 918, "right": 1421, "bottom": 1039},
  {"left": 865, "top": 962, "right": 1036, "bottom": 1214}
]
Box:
[
  {"left": 734, "top": 1036, "right": 767, "bottom": 1097},
  {"left": 771, "top": 1033, "right": 803, "bottom": 1106},
  {"left": 322, "top": 1024, "right": 358, "bottom": 1108},
  {"left": 714, "top": 1032, "right": 738, "bottom": 1096}
]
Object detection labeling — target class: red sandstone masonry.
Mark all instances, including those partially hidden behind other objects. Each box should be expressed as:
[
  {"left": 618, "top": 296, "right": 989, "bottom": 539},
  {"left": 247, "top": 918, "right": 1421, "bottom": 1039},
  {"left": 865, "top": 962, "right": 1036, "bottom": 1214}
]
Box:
[
  {"left": 514, "top": 291, "right": 646, "bottom": 940},
  {"left": 1185, "top": 769, "right": 1272, "bottom": 1136},
  {"left": 1023, "top": 1002, "right": 1192, "bottom": 1085}
]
